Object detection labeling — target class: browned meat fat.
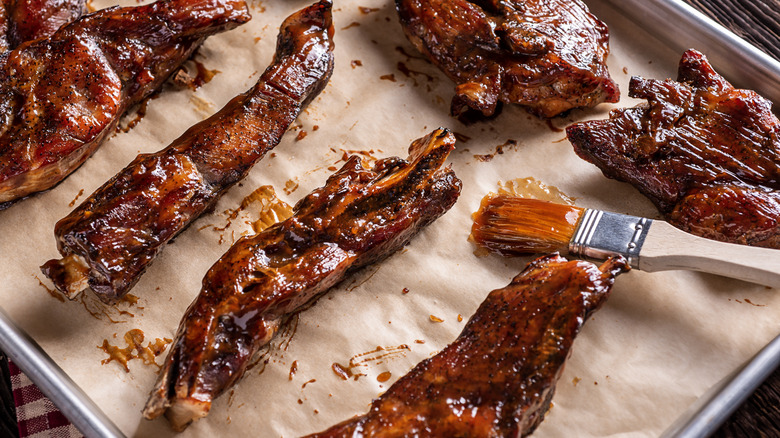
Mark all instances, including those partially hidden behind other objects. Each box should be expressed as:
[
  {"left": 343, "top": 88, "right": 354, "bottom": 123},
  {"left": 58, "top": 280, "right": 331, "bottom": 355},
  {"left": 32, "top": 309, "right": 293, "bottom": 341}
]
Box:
[
  {"left": 143, "top": 127, "right": 462, "bottom": 431},
  {"left": 568, "top": 49, "right": 780, "bottom": 248},
  {"left": 395, "top": 0, "right": 619, "bottom": 120},
  {"left": 307, "top": 254, "right": 628, "bottom": 438},
  {"left": 0, "top": 0, "right": 251, "bottom": 207},
  {"left": 42, "top": 0, "right": 335, "bottom": 303}
]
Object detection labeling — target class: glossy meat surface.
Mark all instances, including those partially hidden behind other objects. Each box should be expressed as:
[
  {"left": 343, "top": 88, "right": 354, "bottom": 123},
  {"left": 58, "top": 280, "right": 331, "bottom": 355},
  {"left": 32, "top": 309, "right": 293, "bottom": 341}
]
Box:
[
  {"left": 0, "top": 0, "right": 85, "bottom": 50},
  {"left": 307, "top": 254, "right": 628, "bottom": 438},
  {"left": 568, "top": 50, "right": 780, "bottom": 248},
  {"left": 143, "top": 128, "right": 462, "bottom": 431},
  {"left": 41, "top": 0, "right": 334, "bottom": 303},
  {"left": 0, "top": 0, "right": 251, "bottom": 206},
  {"left": 395, "top": 0, "right": 619, "bottom": 120}
]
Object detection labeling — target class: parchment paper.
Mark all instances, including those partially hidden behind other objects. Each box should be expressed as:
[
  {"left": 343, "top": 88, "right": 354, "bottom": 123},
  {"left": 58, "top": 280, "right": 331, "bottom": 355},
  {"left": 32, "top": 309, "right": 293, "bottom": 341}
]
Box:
[{"left": 1, "top": 0, "right": 779, "bottom": 436}]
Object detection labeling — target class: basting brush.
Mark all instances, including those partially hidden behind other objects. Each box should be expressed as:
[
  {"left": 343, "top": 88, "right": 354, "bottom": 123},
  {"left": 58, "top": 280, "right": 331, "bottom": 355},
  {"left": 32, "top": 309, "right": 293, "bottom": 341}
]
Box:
[{"left": 471, "top": 194, "right": 780, "bottom": 288}]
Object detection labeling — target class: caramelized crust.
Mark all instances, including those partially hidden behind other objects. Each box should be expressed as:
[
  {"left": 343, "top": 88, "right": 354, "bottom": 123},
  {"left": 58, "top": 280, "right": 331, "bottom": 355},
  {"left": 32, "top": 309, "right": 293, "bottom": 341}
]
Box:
[
  {"left": 1, "top": 0, "right": 85, "bottom": 50},
  {"left": 307, "top": 254, "right": 628, "bottom": 438},
  {"left": 568, "top": 50, "right": 780, "bottom": 248},
  {"left": 395, "top": 0, "right": 619, "bottom": 120},
  {"left": 143, "top": 128, "right": 462, "bottom": 431},
  {"left": 41, "top": 0, "right": 334, "bottom": 303},
  {"left": 0, "top": 0, "right": 251, "bottom": 206}
]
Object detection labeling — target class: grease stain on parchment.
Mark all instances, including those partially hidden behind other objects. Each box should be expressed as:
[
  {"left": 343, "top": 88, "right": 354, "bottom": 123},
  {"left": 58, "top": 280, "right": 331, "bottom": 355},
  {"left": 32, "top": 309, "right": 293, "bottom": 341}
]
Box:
[
  {"left": 200, "top": 185, "right": 293, "bottom": 245},
  {"left": 331, "top": 345, "right": 410, "bottom": 382},
  {"left": 98, "top": 329, "right": 172, "bottom": 372}
]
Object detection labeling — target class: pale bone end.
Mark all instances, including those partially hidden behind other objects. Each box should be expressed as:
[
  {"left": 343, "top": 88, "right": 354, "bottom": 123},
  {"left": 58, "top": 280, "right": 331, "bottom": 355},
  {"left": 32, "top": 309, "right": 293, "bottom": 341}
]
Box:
[
  {"left": 40, "top": 253, "right": 90, "bottom": 300},
  {"left": 144, "top": 392, "right": 211, "bottom": 432},
  {"left": 167, "top": 399, "right": 211, "bottom": 432},
  {"left": 143, "top": 369, "right": 211, "bottom": 433}
]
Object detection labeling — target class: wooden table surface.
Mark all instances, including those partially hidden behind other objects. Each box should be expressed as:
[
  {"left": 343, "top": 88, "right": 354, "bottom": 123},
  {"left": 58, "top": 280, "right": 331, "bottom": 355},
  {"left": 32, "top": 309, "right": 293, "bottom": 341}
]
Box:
[{"left": 2, "top": 1, "right": 780, "bottom": 437}]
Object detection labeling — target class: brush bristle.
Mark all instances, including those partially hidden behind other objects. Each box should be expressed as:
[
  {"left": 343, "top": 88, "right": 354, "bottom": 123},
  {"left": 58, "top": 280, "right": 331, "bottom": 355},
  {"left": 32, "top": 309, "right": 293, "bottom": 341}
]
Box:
[{"left": 470, "top": 195, "right": 583, "bottom": 256}]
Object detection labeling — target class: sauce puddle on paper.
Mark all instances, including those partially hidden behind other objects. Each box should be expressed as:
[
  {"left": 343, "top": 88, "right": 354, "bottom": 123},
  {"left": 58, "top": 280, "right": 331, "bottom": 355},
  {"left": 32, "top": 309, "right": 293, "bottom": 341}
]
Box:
[
  {"left": 173, "top": 59, "right": 221, "bottom": 91},
  {"left": 496, "top": 177, "right": 575, "bottom": 204},
  {"left": 98, "top": 329, "right": 172, "bottom": 372},
  {"left": 201, "top": 185, "right": 293, "bottom": 245}
]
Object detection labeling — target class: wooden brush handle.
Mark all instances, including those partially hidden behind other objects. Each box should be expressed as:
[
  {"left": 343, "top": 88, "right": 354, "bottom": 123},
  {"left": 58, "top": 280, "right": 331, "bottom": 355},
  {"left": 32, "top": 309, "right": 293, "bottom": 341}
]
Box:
[{"left": 639, "top": 221, "right": 780, "bottom": 288}]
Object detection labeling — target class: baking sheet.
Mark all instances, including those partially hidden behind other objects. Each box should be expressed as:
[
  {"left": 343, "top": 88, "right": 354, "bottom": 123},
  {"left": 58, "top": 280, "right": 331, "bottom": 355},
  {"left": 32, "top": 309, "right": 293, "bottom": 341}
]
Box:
[{"left": 1, "top": 0, "right": 779, "bottom": 436}]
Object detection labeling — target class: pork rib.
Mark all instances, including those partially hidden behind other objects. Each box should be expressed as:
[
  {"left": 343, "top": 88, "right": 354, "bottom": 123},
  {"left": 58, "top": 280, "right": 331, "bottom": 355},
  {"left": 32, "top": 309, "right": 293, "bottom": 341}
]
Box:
[
  {"left": 395, "top": 0, "right": 619, "bottom": 120},
  {"left": 1, "top": 0, "right": 86, "bottom": 50},
  {"left": 568, "top": 49, "right": 780, "bottom": 248},
  {"left": 143, "top": 128, "right": 462, "bottom": 431},
  {"left": 307, "top": 254, "right": 628, "bottom": 437},
  {"left": 41, "top": 0, "right": 334, "bottom": 303},
  {"left": 0, "top": 0, "right": 251, "bottom": 207}
]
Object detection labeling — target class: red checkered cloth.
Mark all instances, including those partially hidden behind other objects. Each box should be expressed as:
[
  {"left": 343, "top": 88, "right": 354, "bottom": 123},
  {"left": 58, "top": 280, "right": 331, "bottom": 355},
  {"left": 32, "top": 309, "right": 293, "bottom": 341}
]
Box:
[{"left": 7, "top": 360, "right": 82, "bottom": 438}]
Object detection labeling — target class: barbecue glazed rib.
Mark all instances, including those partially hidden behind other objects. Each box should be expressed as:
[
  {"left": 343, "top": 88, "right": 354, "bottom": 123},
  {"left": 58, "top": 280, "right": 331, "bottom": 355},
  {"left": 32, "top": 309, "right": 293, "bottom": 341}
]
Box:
[
  {"left": 0, "top": 0, "right": 251, "bottom": 207},
  {"left": 1, "top": 0, "right": 85, "bottom": 50},
  {"left": 41, "top": 0, "right": 334, "bottom": 303},
  {"left": 568, "top": 49, "right": 780, "bottom": 248},
  {"left": 395, "top": 0, "right": 619, "bottom": 120},
  {"left": 143, "top": 128, "right": 462, "bottom": 431},
  {"left": 307, "top": 254, "right": 628, "bottom": 438}
]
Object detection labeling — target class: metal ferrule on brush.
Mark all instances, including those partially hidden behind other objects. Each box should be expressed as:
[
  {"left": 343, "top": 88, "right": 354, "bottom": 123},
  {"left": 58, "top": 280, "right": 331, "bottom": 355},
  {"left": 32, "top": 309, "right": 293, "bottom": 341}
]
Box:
[{"left": 569, "top": 209, "right": 652, "bottom": 268}]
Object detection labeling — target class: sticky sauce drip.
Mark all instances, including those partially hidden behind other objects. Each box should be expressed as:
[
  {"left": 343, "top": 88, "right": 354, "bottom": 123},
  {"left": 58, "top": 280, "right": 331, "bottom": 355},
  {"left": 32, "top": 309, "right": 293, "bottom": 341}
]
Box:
[
  {"left": 116, "top": 95, "right": 155, "bottom": 133},
  {"left": 202, "top": 185, "right": 293, "bottom": 244},
  {"left": 331, "top": 147, "right": 381, "bottom": 169},
  {"left": 98, "top": 329, "right": 172, "bottom": 372},
  {"left": 68, "top": 189, "right": 85, "bottom": 207},
  {"left": 243, "top": 186, "right": 294, "bottom": 233},
  {"left": 332, "top": 363, "right": 352, "bottom": 380},
  {"left": 474, "top": 139, "right": 519, "bottom": 162},
  {"left": 495, "top": 177, "right": 575, "bottom": 205},
  {"left": 289, "top": 360, "right": 298, "bottom": 380},
  {"left": 76, "top": 292, "right": 143, "bottom": 323},
  {"left": 284, "top": 179, "right": 299, "bottom": 196},
  {"left": 173, "top": 59, "right": 221, "bottom": 91},
  {"left": 331, "top": 345, "right": 410, "bottom": 381},
  {"left": 34, "top": 275, "right": 64, "bottom": 303},
  {"left": 396, "top": 61, "right": 435, "bottom": 87},
  {"left": 377, "top": 371, "right": 392, "bottom": 383}
]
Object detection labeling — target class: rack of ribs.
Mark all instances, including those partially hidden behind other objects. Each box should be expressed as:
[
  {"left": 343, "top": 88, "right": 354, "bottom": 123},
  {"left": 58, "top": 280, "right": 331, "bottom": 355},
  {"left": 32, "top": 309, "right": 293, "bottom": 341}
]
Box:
[
  {"left": 142, "top": 128, "right": 462, "bottom": 431},
  {"left": 41, "top": 0, "right": 335, "bottom": 303},
  {"left": 306, "top": 254, "right": 628, "bottom": 437},
  {"left": 568, "top": 49, "right": 780, "bottom": 248},
  {"left": 395, "top": 0, "right": 619, "bottom": 120},
  {"left": 0, "top": 0, "right": 251, "bottom": 207}
]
